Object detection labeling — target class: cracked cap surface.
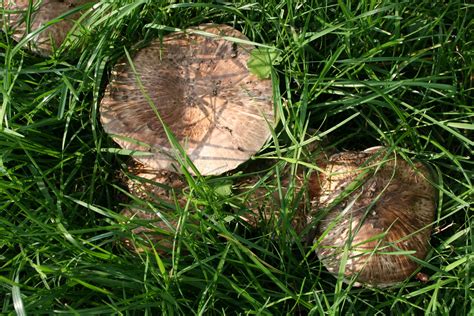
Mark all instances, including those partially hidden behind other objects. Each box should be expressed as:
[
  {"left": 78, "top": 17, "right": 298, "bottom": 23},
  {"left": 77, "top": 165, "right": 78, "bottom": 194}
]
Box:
[{"left": 100, "top": 24, "right": 274, "bottom": 175}]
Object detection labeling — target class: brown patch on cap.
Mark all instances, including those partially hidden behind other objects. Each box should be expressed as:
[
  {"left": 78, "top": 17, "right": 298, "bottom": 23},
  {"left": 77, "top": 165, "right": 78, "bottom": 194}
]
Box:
[
  {"left": 100, "top": 24, "right": 274, "bottom": 175},
  {"left": 314, "top": 147, "right": 436, "bottom": 287},
  {"left": 3, "top": 0, "right": 95, "bottom": 55}
]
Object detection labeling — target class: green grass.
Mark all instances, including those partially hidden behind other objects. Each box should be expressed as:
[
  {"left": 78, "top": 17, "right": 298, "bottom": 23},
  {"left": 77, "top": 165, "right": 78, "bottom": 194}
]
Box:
[{"left": 1, "top": 0, "right": 473, "bottom": 314}]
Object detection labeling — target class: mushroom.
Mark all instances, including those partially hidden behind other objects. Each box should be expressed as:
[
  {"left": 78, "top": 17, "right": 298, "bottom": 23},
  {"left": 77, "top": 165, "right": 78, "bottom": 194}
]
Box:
[
  {"left": 100, "top": 24, "right": 274, "bottom": 176},
  {"left": 120, "top": 208, "right": 183, "bottom": 254},
  {"left": 124, "top": 161, "right": 186, "bottom": 205},
  {"left": 314, "top": 147, "right": 437, "bottom": 287},
  {"left": 235, "top": 142, "right": 329, "bottom": 235},
  {"left": 3, "top": 0, "right": 95, "bottom": 55},
  {"left": 102, "top": 24, "right": 275, "bottom": 253},
  {"left": 120, "top": 208, "right": 185, "bottom": 254},
  {"left": 119, "top": 161, "right": 188, "bottom": 253},
  {"left": 236, "top": 167, "right": 319, "bottom": 234}
]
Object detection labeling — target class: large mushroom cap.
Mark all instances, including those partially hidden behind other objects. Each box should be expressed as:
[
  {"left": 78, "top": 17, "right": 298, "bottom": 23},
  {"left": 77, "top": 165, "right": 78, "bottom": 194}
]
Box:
[
  {"left": 100, "top": 24, "right": 274, "bottom": 175},
  {"left": 314, "top": 147, "right": 436, "bottom": 287},
  {"left": 3, "top": 0, "right": 95, "bottom": 55}
]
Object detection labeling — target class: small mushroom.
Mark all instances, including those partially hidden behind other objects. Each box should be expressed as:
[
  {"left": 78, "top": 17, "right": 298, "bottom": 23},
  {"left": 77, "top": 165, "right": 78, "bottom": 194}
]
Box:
[
  {"left": 124, "top": 161, "right": 186, "bottom": 206},
  {"left": 3, "top": 0, "right": 95, "bottom": 55},
  {"left": 314, "top": 147, "right": 437, "bottom": 287},
  {"left": 236, "top": 167, "right": 319, "bottom": 234},
  {"left": 235, "top": 143, "right": 329, "bottom": 235},
  {"left": 120, "top": 208, "right": 183, "bottom": 254},
  {"left": 100, "top": 24, "right": 274, "bottom": 175},
  {"left": 119, "top": 162, "right": 188, "bottom": 253}
]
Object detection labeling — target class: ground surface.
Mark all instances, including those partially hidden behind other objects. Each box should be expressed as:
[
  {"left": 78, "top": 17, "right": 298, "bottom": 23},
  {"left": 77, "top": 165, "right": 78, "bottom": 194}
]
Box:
[{"left": 0, "top": 1, "right": 472, "bottom": 314}]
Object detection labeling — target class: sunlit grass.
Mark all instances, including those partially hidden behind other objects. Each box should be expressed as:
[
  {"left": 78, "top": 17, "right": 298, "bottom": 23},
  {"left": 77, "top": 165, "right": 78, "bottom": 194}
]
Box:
[{"left": 1, "top": 0, "right": 472, "bottom": 314}]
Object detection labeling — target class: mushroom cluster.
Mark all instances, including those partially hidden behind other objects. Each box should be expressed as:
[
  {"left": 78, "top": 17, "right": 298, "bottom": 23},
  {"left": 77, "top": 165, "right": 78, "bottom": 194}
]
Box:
[
  {"left": 100, "top": 24, "right": 275, "bottom": 252},
  {"left": 236, "top": 146, "right": 436, "bottom": 287},
  {"left": 99, "top": 37, "right": 436, "bottom": 285},
  {"left": 6, "top": 4, "right": 437, "bottom": 286},
  {"left": 119, "top": 162, "right": 187, "bottom": 253},
  {"left": 3, "top": 0, "right": 96, "bottom": 55}
]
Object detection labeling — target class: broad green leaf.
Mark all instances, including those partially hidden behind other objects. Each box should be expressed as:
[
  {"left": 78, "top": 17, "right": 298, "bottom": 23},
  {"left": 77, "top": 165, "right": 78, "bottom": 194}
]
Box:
[{"left": 247, "top": 48, "right": 279, "bottom": 79}]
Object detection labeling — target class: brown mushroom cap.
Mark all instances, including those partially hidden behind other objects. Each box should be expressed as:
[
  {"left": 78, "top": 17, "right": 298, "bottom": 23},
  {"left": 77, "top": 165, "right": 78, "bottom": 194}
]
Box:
[
  {"left": 235, "top": 146, "right": 329, "bottom": 234},
  {"left": 120, "top": 208, "right": 182, "bottom": 254},
  {"left": 314, "top": 147, "right": 436, "bottom": 287},
  {"left": 124, "top": 163, "right": 187, "bottom": 206},
  {"left": 236, "top": 167, "right": 317, "bottom": 233},
  {"left": 3, "top": 0, "right": 95, "bottom": 55},
  {"left": 100, "top": 24, "right": 274, "bottom": 175},
  {"left": 235, "top": 141, "right": 330, "bottom": 233},
  {"left": 119, "top": 162, "right": 188, "bottom": 253}
]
